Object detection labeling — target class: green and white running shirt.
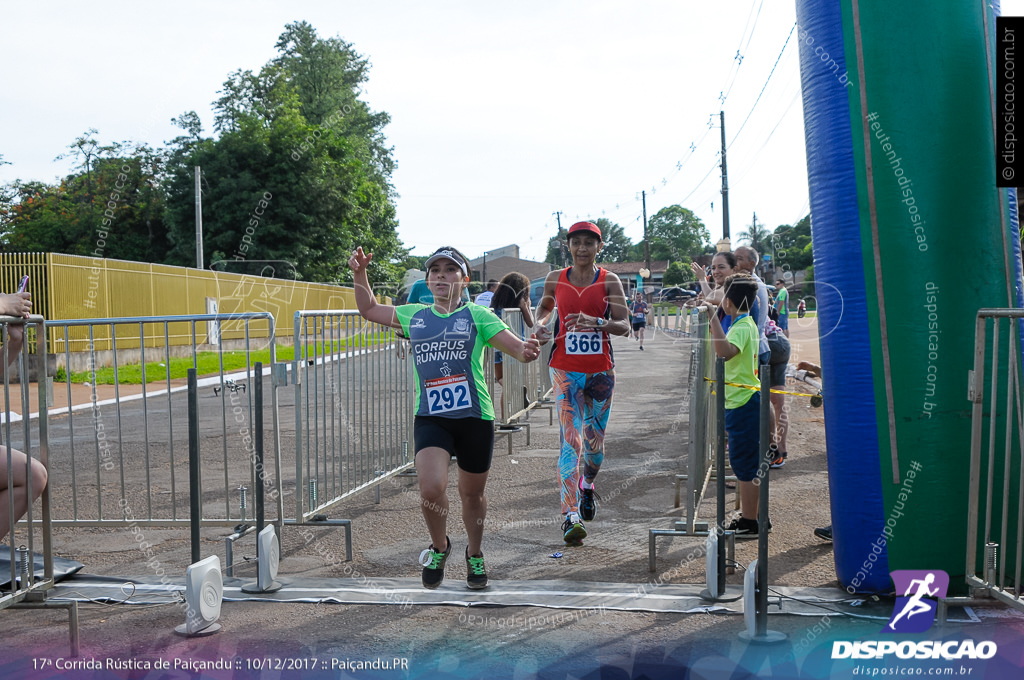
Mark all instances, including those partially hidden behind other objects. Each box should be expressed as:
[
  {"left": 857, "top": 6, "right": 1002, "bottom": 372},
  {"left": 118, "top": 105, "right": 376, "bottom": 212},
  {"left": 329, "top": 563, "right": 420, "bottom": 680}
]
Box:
[{"left": 396, "top": 302, "right": 509, "bottom": 420}]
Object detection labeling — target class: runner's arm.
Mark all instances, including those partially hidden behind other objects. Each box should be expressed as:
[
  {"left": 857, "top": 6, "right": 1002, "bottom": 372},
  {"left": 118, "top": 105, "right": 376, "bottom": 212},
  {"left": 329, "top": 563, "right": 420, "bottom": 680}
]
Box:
[
  {"left": 518, "top": 295, "right": 536, "bottom": 330},
  {"left": 347, "top": 247, "right": 401, "bottom": 329},
  {"left": 489, "top": 329, "right": 541, "bottom": 363},
  {"left": 602, "top": 272, "right": 630, "bottom": 337},
  {"left": 565, "top": 273, "right": 629, "bottom": 337},
  {"left": 532, "top": 270, "right": 560, "bottom": 344}
]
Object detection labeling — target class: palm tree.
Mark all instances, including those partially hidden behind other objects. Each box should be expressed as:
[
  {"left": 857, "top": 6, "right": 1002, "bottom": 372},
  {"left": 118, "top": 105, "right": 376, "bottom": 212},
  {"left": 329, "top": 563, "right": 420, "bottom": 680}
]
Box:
[{"left": 736, "top": 214, "right": 771, "bottom": 254}]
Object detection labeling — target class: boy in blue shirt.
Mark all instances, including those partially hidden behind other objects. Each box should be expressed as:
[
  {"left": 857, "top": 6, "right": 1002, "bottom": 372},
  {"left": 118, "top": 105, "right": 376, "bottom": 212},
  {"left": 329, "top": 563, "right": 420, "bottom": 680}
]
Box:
[{"left": 703, "top": 273, "right": 766, "bottom": 537}]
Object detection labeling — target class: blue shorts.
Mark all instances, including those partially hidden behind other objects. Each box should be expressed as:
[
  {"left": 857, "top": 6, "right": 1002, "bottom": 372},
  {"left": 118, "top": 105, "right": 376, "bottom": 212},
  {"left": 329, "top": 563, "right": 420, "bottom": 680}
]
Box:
[
  {"left": 725, "top": 392, "right": 761, "bottom": 482},
  {"left": 777, "top": 314, "right": 789, "bottom": 331}
]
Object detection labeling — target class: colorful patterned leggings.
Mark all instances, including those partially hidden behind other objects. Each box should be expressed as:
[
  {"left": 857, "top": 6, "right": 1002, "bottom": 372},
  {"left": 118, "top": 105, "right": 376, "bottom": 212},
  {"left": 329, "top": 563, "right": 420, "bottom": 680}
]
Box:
[{"left": 550, "top": 367, "right": 615, "bottom": 515}]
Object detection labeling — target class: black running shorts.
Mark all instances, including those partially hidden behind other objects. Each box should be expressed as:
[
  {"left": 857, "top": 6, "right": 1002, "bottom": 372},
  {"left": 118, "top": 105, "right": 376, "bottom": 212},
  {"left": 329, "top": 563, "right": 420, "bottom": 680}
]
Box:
[{"left": 414, "top": 416, "right": 495, "bottom": 474}]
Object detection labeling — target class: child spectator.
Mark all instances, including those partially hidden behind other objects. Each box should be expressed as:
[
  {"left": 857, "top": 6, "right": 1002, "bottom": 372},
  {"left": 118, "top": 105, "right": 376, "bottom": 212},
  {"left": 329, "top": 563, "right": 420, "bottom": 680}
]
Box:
[{"left": 702, "top": 273, "right": 766, "bottom": 537}]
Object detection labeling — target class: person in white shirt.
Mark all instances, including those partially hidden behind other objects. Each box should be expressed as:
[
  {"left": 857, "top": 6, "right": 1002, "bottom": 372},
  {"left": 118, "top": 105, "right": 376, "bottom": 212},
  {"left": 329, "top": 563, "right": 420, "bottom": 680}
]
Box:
[{"left": 474, "top": 280, "right": 498, "bottom": 307}]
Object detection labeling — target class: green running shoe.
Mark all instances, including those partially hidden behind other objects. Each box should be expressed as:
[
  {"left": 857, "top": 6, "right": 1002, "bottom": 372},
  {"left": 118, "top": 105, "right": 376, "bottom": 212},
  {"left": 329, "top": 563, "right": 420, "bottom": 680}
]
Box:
[
  {"left": 465, "top": 548, "right": 488, "bottom": 590},
  {"left": 418, "top": 536, "right": 451, "bottom": 589}
]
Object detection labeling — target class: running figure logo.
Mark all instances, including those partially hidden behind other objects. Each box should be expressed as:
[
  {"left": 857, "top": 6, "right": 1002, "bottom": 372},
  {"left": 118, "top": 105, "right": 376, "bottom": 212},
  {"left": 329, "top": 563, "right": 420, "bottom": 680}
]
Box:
[{"left": 884, "top": 570, "right": 949, "bottom": 634}]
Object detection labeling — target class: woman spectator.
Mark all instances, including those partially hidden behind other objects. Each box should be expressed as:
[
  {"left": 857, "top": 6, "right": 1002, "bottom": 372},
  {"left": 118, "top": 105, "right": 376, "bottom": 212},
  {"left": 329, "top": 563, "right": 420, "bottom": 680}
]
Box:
[
  {"left": 690, "top": 252, "right": 739, "bottom": 332},
  {"left": 490, "top": 272, "right": 536, "bottom": 429}
]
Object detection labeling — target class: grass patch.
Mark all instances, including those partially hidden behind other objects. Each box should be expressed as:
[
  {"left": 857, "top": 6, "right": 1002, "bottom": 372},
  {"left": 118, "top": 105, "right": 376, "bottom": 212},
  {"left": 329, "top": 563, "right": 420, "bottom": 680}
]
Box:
[
  {"left": 57, "top": 332, "right": 395, "bottom": 385},
  {"left": 652, "top": 302, "right": 694, "bottom": 312}
]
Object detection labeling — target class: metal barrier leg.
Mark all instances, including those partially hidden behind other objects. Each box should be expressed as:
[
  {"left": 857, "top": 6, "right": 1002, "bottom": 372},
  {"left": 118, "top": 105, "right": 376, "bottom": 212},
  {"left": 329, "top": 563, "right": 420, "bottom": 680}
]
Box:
[
  {"left": 224, "top": 526, "right": 257, "bottom": 576},
  {"left": 287, "top": 519, "right": 354, "bottom": 562},
  {"left": 648, "top": 525, "right": 713, "bottom": 572},
  {"left": 11, "top": 600, "right": 80, "bottom": 657}
]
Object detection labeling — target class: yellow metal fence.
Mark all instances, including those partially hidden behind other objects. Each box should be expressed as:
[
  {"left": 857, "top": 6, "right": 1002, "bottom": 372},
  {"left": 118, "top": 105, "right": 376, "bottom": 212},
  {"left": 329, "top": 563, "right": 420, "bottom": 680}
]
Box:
[{"left": 1, "top": 253, "right": 357, "bottom": 353}]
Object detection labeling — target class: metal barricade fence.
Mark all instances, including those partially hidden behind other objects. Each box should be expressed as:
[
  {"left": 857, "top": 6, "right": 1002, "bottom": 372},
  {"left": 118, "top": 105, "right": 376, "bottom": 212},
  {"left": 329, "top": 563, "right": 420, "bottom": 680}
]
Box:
[
  {"left": 536, "top": 306, "right": 554, "bottom": 402},
  {"left": 0, "top": 314, "right": 77, "bottom": 654},
  {"left": 490, "top": 308, "right": 534, "bottom": 424},
  {"left": 649, "top": 307, "right": 726, "bottom": 569},
  {"left": 1, "top": 314, "right": 53, "bottom": 598},
  {"left": 293, "top": 311, "right": 414, "bottom": 522},
  {"left": 965, "top": 308, "right": 1024, "bottom": 612},
  {"left": 41, "top": 313, "right": 284, "bottom": 529},
  {"left": 683, "top": 308, "right": 718, "bottom": 526}
]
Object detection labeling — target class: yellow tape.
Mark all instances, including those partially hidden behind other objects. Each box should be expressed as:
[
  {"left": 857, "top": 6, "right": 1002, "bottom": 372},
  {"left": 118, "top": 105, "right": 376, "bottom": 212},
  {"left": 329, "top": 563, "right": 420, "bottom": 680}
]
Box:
[{"left": 703, "top": 376, "right": 819, "bottom": 398}]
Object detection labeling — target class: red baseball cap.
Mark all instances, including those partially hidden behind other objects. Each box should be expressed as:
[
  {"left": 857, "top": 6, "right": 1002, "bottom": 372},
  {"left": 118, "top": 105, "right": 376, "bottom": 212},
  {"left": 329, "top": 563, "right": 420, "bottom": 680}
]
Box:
[{"left": 566, "top": 221, "right": 602, "bottom": 241}]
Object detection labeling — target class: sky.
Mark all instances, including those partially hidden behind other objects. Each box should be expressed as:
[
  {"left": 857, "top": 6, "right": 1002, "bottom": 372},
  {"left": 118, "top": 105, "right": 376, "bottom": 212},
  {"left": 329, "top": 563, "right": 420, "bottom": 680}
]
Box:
[{"left": 2, "top": 1, "right": 1022, "bottom": 265}]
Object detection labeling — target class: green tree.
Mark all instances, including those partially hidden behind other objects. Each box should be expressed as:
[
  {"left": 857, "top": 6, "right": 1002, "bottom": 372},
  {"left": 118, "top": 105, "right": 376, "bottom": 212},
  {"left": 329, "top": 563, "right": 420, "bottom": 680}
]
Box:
[
  {"left": 164, "top": 23, "right": 403, "bottom": 284},
  {"left": 545, "top": 226, "right": 568, "bottom": 267},
  {"left": 594, "top": 218, "right": 632, "bottom": 263},
  {"left": 737, "top": 214, "right": 771, "bottom": 254},
  {"left": 1, "top": 134, "right": 169, "bottom": 261},
  {"left": 627, "top": 241, "right": 646, "bottom": 262},
  {"left": 771, "top": 215, "right": 813, "bottom": 271},
  {"left": 662, "top": 261, "right": 687, "bottom": 286},
  {"left": 642, "top": 205, "right": 710, "bottom": 261}
]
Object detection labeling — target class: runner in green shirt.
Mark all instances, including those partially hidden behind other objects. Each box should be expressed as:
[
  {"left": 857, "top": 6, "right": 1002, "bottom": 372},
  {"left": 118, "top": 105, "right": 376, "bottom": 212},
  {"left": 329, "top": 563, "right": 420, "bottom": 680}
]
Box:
[{"left": 348, "top": 245, "right": 541, "bottom": 590}]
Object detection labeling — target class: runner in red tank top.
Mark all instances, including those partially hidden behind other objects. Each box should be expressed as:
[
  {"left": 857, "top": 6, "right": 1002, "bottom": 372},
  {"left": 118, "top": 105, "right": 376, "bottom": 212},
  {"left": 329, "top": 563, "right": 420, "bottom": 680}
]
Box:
[{"left": 535, "top": 221, "right": 629, "bottom": 545}]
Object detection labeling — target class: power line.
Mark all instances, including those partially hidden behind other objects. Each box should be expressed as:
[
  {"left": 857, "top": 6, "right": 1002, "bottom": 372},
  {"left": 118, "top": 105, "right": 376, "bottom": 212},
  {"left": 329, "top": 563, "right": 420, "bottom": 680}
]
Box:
[
  {"left": 719, "top": 0, "right": 763, "bottom": 107},
  {"left": 543, "top": 20, "right": 802, "bottom": 240},
  {"left": 729, "top": 22, "right": 798, "bottom": 150}
]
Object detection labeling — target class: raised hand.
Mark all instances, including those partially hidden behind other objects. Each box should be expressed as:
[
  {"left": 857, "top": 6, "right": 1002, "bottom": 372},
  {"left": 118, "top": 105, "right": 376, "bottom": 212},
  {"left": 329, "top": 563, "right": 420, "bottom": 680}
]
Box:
[{"left": 347, "top": 247, "right": 372, "bottom": 274}]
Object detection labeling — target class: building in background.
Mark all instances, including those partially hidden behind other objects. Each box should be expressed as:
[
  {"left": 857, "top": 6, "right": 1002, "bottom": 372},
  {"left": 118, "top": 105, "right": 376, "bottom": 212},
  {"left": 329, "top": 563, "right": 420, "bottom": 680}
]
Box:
[
  {"left": 599, "top": 261, "right": 670, "bottom": 295},
  {"left": 467, "top": 245, "right": 551, "bottom": 285}
]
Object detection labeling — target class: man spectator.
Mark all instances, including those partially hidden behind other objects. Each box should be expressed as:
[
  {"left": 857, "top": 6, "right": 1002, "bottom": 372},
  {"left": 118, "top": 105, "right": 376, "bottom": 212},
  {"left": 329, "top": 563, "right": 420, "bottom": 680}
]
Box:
[
  {"left": 474, "top": 279, "right": 499, "bottom": 307},
  {"left": 735, "top": 246, "right": 783, "bottom": 467},
  {"left": 775, "top": 279, "right": 791, "bottom": 337},
  {"left": 733, "top": 247, "right": 771, "bottom": 366}
]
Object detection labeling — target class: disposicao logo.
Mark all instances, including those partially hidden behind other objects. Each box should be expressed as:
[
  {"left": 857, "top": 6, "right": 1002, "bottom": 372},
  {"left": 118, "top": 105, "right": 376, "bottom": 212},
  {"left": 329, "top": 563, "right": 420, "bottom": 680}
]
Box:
[
  {"left": 831, "top": 569, "right": 998, "bottom": 660},
  {"left": 884, "top": 569, "right": 949, "bottom": 634}
]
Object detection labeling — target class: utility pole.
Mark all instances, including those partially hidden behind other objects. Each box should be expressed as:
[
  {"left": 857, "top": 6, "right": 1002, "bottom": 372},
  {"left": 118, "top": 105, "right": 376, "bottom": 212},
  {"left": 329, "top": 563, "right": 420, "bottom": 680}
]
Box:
[
  {"left": 752, "top": 211, "right": 757, "bottom": 252},
  {"left": 720, "top": 111, "right": 730, "bottom": 244},
  {"left": 195, "top": 166, "right": 204, "bottom": 270},
  {"left": 642, "top": 190, "right": 650, "bottom": 271},
  {"left": 643, "top": 191, "right": 651, "bottom": 300},
  {"left": 553, "top": 211, "right": 566, "bottom": 267}
]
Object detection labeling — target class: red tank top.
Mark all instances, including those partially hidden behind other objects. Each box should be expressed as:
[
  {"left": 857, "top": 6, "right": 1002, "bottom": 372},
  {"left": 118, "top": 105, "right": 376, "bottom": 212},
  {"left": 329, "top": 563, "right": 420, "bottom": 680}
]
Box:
[{"left": 550, "top": 267, "right": 613, "bottom": 372}]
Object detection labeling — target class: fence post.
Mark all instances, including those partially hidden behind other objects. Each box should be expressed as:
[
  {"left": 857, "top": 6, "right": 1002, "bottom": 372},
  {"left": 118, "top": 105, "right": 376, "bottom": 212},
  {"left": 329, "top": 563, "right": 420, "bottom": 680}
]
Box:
[
  {"left": 187, "top": 368, "right": 200, "bottom": 565},
  {"left": 254, "top": 362, "right": 264, "bottom": 536},
  {"left": 738, "top": 362, "right": 786, "bottom": 644}
]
